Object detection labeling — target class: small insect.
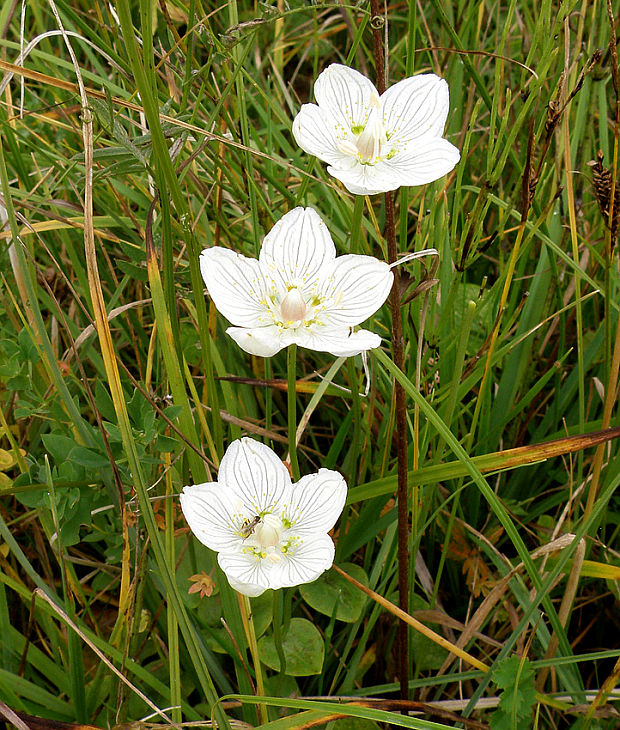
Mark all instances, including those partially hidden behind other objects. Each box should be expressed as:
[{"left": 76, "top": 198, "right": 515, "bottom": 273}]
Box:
[{"left": 239, "top": 515, "right": 261, "bottom": 539}]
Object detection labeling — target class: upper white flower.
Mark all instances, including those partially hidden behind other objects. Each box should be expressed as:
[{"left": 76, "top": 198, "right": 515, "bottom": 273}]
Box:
[
  {"left": 200, "top": 206, "right": 393, "bottom": 357},
  {"left": 179, "top": 437, "right": 347, "bottom": 597},
  {"left": 292, "top": 63, "right": 460, "bottom": 196}
]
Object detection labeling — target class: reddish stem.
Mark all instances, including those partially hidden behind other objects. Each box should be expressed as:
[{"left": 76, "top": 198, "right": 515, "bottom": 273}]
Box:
[{"left": 370, "top": 0, "right": 410, "bottom": 701}]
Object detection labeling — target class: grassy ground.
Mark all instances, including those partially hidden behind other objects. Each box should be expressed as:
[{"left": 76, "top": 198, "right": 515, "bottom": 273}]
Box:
[{"left": 0, "top": 1, "right": 619, "bottom": 728}]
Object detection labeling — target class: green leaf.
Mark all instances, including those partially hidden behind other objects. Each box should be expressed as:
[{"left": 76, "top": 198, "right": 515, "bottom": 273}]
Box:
[
  {"left": 69, "top": 446, "right": 110, "bottom": 469},
  {"left": 41, "top": 434, "right": 76, "bottom": 464},
  {"left": 410, "top": 596, "right": 449, "bottom": 671},
  {"left": 258, "top": 617, "right": 324, "bottom": 676},
  {"left": 411, "top": 629, "right": 449, "bottom": 672},
  {"left": 156, "top": 434, "right": 179, "bottom": 452},
  {"left": 494, "top": 655, "right": 535, "bottom": 690},
  {"left": 490, "top": 656, "right": 537, "bottom": 730},
  {"left": 250, "top": 591, "right": 273, "bottom": 638},
  {"left": 299, "top": 563, "right": 368, "bottom": 623}
]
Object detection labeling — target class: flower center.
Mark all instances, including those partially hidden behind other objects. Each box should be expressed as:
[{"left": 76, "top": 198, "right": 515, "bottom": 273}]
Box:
[
  {"left": 280, "top": 287, "right": 307, "bottom": 322},
  {"left": 251, "top": 514, "right": 285, "bottom": 563},
  {"left": 354, "top": 93, "right": 387, "bottom": 162}
]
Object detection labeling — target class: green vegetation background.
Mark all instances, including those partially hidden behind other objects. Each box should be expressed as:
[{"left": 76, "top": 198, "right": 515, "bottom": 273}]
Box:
[{"left": 0, "top": 1, "right": 618, "bottom": 729}]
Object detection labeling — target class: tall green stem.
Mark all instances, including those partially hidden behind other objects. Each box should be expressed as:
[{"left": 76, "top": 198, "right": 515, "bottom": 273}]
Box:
[
  {"left": 287, "top": 344, "right": 300, "bottom": 481},
  {"left": 350, "top": 194, "right": 365, "bottom": 254},
  {"left": 239, "top": 595, "right": 268, "bottom": 724}
]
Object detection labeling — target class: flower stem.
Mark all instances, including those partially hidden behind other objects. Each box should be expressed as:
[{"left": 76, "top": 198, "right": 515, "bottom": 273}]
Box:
[
  {"left": 272, "top": 591, "right": 287, "bottom": 675},
  {"left": 370, "top": 0, "right": 410, "bottom": 701},
  {"left": 350, "top": 194, "right": 365, "bottom": 253},
  {"left": 239, "top": 594, "right": 268, "bottom": 724},
  {"left": 287, "top": 344, "right": 300, "bottom": 481}
]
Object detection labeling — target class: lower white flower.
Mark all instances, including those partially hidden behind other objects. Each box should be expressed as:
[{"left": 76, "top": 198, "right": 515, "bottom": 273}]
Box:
[
  {"left": 179, "top": 438, "right": 347, "bottom": 597},
  {"left": 200, "top": 206, "right": 393, "bottom": 357}
]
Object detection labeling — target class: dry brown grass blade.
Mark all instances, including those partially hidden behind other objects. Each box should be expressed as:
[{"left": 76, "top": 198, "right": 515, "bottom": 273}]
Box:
[
  {"left": 585, "top": 654, "right": 620, "bottom": 721},
  {"left": 338, "top": 699, "right": 490, "bottom": 729},
  {"left": 331, "top": 564, "right": 490, "bottom": 673},
  {"left": 0, "top": 705, "right": 101, "bottom": 730},
  {"left": 535, "top": 539, "right": 586, "bottom": 691},
  {"left": 475, "top": 426, "right": 620, "bottom": 472},
  {"left": 434, "top": 534, "right": 577, "bottom": 678}
]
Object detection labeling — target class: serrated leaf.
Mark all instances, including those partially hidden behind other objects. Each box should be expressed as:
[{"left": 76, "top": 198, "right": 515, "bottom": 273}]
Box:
[
  {"left": 490, "top": 656, "right": 536, "bottom": 730},
  {"left": 258, "top": 617, "right": 324, "bottom": 676},
  {"left": 493, "top": 655, "right": 535, "bottom": 689},
  {"left": 299, "top": 562, "right": 368, "bottom": 623}
]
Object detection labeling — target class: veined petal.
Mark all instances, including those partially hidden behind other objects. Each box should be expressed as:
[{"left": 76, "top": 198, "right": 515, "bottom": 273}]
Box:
[
  {"left": 259, "top": 207, "right": 336, "bottom": 290},
  {"left": 382, "top": 137, "right": 461, "bottom": 187},
  {"left": 292, "top": 104, "right": 358, "bottom": 169},
  {"left": 314, "top": 63, "right": 378, "bottom": 132},
  {"left": 200, "top": 248, "right": 268, "bottom": 327},
  {"left": 218, "top": 438, "right": 292, "bottom": 517},
  {"left": 226, "top": 575, "right": 267, "bottom": 598},
  {"left": 288, "top": 469, "right": 347, "bottom": 534},
  {"left": 296, "top": 326, "right": 383, "bottom": 357},
  {"left": 327, "top": 161, "right": 401, "bottom": 195},
  {"left": 268, "top": 533, "right": 335, "bottom": 589},
  {"left": 226, "top": 325, "right": 285, "bottom": 357},
  {"left": 218, "top": 550, "right": 272, "bottom": 595},
  {"left": 381, "top": 74, "right": 451, "bottom": 146},
  {"left": 179, "top": 483, "right": 240, "bottom": 552},
  {"left": 319, "top": 254, "right": 393, "bottom": 327}
]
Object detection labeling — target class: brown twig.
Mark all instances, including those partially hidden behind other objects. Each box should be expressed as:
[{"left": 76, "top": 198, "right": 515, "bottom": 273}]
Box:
[{"left": 369, "top": 0, "right": 409, "bottom": 701}]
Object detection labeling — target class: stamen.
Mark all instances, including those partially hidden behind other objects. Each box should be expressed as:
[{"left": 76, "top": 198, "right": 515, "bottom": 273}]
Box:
[{"left": 338, "top": 139, "right": 359, "bottom": 157}]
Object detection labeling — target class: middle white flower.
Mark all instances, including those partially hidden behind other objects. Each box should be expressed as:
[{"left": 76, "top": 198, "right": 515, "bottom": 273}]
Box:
[{"left": 200, "top": 207, "right": 393, "bottom": 357}]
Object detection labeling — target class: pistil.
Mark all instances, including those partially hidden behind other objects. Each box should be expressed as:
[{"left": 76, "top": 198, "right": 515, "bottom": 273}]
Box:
[
  {"left": 355, "top": 93, "right": 387, "bottom": 162},
  {"left": 280, "top": 288, "right": 307, "bottom": 322}
]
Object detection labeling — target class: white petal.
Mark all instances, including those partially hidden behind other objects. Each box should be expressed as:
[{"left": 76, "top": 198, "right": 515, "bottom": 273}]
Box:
[
  {"left": 218, "top": 549, "right": 273, "bottom": 595},
  {"left": 288, "top": 469, "right": 347, "bottom": 534},
  {"left": 292, "top": 104, "right": 358, "bottom": 169},
  {"left": 381, "top": 74, "right": 451, "bottom": 146},
  {"left": 259, "top": 208, "right": 336, "bottom": 291},
  {"left": 294, "top": 326, "right": 382, "bottom": 357},
  {"left": 226, "top": 325, "right": 285, "bottom": 357},
  {"left": 314, "top": 64, "right": 378, "bottom": 132},
  {"left": 269, "top": 534, "right": 335, "bottom": 589},
  {"left": 327, "top": 161, "right": 400, "bottom": 195},
  {"left": 226, "top": 572, "right": 267, "bottom": 597},
  {"left": 218, "top": 438, "right": 292, "bottom": 517},
  {"left": 179, "top": 483, "right": 239, "bottom": 552},
  {"left": 200, "top": 248, "right": 268, "bottom": 327},
  {"left": 319, "top": 254, "right": 393, "bottom": 326},
  {"left": 382, "top": 137, "right": 461, "bottom": 187}
]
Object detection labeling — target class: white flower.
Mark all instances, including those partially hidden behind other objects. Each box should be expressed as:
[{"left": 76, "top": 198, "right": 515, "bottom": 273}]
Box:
[
  {"left": 200, "top": 206, "right": 393, "bottom": 357},
  {"left": 179, "top": 437, "right": 347, "bottom": 597},
  {"left": 292, "top": 63, "right": 460, "bottom": 196}
]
